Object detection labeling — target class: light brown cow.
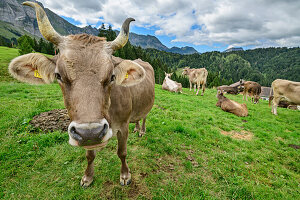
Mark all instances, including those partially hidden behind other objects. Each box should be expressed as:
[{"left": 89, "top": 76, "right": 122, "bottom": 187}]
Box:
[
  {"left": 216, "top": 92, "right": 248, "bottom": 117},
  {"left": 269, "top": 79, "right": 300, "bottom": 115},
  {"left": 242, "top": 81, "right": 261, "bottom": 104},
  {"left": 182, "top": 67, "right": 208, "bottom": 96},
  {"left": 162, "top": 72, "right": 182, "bottom": 93},
  {"left": 8, "top": 2, "right": 155, "bottom": 187}
]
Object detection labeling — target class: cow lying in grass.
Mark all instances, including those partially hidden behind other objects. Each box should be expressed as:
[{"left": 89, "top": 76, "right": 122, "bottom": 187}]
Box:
[
  {"left": 162, "top": 72, "right": 182, "bottom": 93},
  {"left": 216, "top": 92, "right": 248, "bottom": 117},
  {"left": 9, "top": 1, "right": 155, "bottom": 187},
  {"left": 217, "top": 85, "right": 239, "bottom": 95}
]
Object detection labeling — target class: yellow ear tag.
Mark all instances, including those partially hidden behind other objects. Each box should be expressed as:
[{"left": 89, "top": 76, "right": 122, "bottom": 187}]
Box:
[
  {"left": 34, "top": 70, "right": 42, "bottom": 79},
  {"left": 125, "top": 72, "right": 129, "bottom": 79}
]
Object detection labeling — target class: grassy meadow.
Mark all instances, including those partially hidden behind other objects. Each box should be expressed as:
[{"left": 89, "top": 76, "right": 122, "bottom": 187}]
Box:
[{"left": 0, "top": 46, "right": 299, "bottom": 199}]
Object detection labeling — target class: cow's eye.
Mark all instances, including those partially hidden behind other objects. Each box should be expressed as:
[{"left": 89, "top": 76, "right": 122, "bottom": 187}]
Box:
[
  {"left": 55, "top": 73, "right": 62, "bottom": 81},
  {"left": 111, "top": 74, "right": 116, "bottom": 82}
]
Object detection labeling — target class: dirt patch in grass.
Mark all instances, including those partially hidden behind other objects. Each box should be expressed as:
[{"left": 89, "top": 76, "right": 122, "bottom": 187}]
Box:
[
  {"left": 30, "top": 109, "right": 70, "bottom": 132},
  {"left": 220, "top": 130, "right": 253, "bottom": 140},
  {"left": 288, "top": 144, "right": 300, "bottom": 149}
]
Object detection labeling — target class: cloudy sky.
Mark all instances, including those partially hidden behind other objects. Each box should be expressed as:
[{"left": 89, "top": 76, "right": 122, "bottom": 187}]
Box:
[{"left": 39, "top": 0, "right": 300, "bottom": 53}]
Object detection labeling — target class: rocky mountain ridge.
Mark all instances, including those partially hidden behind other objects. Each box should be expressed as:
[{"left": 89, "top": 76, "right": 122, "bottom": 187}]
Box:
[{"left": 0, "top": 0, "right": 198, "bottom": 54}]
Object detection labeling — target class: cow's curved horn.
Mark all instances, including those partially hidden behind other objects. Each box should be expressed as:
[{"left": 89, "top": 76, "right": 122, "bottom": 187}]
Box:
[
  {"left": 110, "top": 18, "right": 135, "bottom": 51},
  {"left": 22, "top": 1, "right": 63, "bottom": 45}
]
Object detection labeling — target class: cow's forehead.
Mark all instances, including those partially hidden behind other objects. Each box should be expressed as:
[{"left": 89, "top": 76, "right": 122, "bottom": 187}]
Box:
[{"left": 57, "top": 38, "right": 114, "bottom": 81}]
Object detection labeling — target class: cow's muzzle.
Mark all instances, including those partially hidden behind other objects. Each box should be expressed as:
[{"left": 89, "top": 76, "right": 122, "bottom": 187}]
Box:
[{"left": 68, "top": 119, "right": 112, "bottom": 148}]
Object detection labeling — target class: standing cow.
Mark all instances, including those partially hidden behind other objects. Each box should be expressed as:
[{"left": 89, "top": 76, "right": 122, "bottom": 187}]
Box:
[
  {"left": 242, "top": 81, "right": 261, "bottom": 104},
  {"left": 162, "top": 72, "right": 182, "bottom": 93},
  {"left": 9, "top": 1, "right": 155, "bottom": 187},
  {"left": 269, "top": 79, "right": 300, "bottom": 115},
  {"left": 182, "top": 67, "right": 208, "bottom": 96}
]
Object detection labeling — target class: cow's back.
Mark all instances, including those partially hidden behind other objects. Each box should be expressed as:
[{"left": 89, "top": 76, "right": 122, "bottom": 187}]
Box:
[{"left": 244, "top": 81, "right": 261, "bottom": 95}]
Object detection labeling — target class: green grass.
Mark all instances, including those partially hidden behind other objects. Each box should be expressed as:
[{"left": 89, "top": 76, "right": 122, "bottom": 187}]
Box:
[
  {"left": 0, "top": 46, "right": 299, "bottom": 199},
  {"left": 0, "top": 46, "right": 19, "bottom": 82}
]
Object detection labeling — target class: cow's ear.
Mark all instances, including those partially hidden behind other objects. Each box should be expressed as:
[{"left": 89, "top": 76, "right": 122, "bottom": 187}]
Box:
[
  {"left": 113, "top": 60, "right": 145, "bottom": 87},
  {"left": 9, "top": 53, "right": 56, "bottom": 84}
]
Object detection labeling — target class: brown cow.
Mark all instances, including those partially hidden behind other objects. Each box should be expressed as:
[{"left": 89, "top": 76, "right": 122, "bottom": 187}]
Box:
[
  {"left": 269, "top": 79, "right": 300, "bottom": 115},
  {"left": 182, "top": 67, "right": 208, "bottom": 96},
  {"left": 8, "top": 2, "right": 155, "bottom": 187},
  {"left": 217, "top": 85, "right": 239, "bottom": 95},
  {"left": 242, "top": 81, "right": 261, "bottom": 104},
  {"left": 162, "top": 72, "right": 182, "bottom": 93},
  {"left": 216, "top": 92, "right": 248, "bottom": 117}
]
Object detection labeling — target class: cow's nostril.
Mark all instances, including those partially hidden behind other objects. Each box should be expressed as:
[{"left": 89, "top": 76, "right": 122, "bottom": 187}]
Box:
[
  {"left": 70, "top": 126, "right": 83, "bottom": 141},
  {"left": 99, "top": 123, "right": 108, "bottom": 139}
]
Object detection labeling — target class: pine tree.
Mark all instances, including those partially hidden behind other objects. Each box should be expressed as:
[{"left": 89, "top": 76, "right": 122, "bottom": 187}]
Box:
[{"left": 17, "top": 35, "right": 34, "bottom": 55}]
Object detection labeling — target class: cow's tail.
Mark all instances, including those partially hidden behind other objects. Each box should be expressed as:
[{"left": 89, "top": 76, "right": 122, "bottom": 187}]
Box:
[{"left": 269, "top": 96, "right": 274, "bottom": 107}]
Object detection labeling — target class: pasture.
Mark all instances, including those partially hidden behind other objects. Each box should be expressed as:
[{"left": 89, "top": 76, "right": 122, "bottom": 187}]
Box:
[{"left": 0, "top": 46, "right": 299, "bottom": 199}]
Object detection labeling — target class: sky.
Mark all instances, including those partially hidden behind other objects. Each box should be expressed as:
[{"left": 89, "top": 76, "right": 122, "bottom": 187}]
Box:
[{"left": 38, "top": 0, "right": 300, "bottom": 53}]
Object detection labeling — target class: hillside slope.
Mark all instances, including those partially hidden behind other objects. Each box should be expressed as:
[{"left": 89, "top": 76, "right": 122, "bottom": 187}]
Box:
[{"left": 145, "top": 47, "right": 300, "bottom": 86}]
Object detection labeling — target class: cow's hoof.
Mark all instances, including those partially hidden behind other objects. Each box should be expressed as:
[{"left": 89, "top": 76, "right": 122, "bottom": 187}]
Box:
[
  {"left": 80, "top": 175, "right": 93, "bottom": 187},
  {"left": 133, "top": 128, "right": 139, "bottom": 133},
  {"left": 138, "top": 131, "right": 145, "bottom": 137},
  {"left": 201, "top": 94, "right": 204, "bottom": 96},
  {"left": 120, "top": 173, "right": 131, "bottom": 186}
]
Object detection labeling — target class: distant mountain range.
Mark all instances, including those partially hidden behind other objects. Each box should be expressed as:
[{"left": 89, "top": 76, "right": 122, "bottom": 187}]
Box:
[{"left": 0, "top": 0, "right": 198, "bottom": 55}]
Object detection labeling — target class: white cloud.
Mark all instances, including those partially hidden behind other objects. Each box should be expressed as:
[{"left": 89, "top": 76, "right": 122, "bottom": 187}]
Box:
[{"left": 38, "top": 0, "right": 300, "bottom": 48}]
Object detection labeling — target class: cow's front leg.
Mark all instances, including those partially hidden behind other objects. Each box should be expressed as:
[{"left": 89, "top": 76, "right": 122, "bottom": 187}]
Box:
[
  {"left": 194, "top": 84, "right": 197, "bottom": 92},
  {"left": 139, "top": 117, "right": 147, "bottom": 137},
  {"left": 133, "top": 121, "right": 140, "bottom": 133},
  {"left": 117, "top": 127, "right": 131, "bottom": 186},
  {"left": 80, "top": 150, "right": 96, "bottom": 187},
  {"left": 189, "top": 81, "right": 192, "bottom": 91},
  {"left": 272, "top": 97, "right": 280, "bottom": 115}
]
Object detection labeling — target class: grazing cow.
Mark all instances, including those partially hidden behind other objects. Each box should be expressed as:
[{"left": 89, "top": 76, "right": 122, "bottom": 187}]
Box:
[
  {"left": 162, "top": 72, "right": 182, "bottom": 93},
  {"left": 217, "top": 85, "right": 239, "bottom": 95},
  {"left": 269, "top": 79, "right": 300, "bottom": 115},
  {"left": 182, "top": 67, "right": 208, "bottom": 96},
  {"left": 9, "top": 2, "right": 155, "bottom": 187},
  {"left": 242, "top": 81, "right": 261, "bottom": 104},
  {"left": 216, "top": 92, "right": 248, "bottom": 117}
]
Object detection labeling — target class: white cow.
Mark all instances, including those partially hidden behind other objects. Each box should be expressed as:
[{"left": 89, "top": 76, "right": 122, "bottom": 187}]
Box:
[
  {"left": 182, "top": 67, "right": 208, "bottom": 96},
  {"left": 162, "top": 72, "right": 182, "bottom": 93}
]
